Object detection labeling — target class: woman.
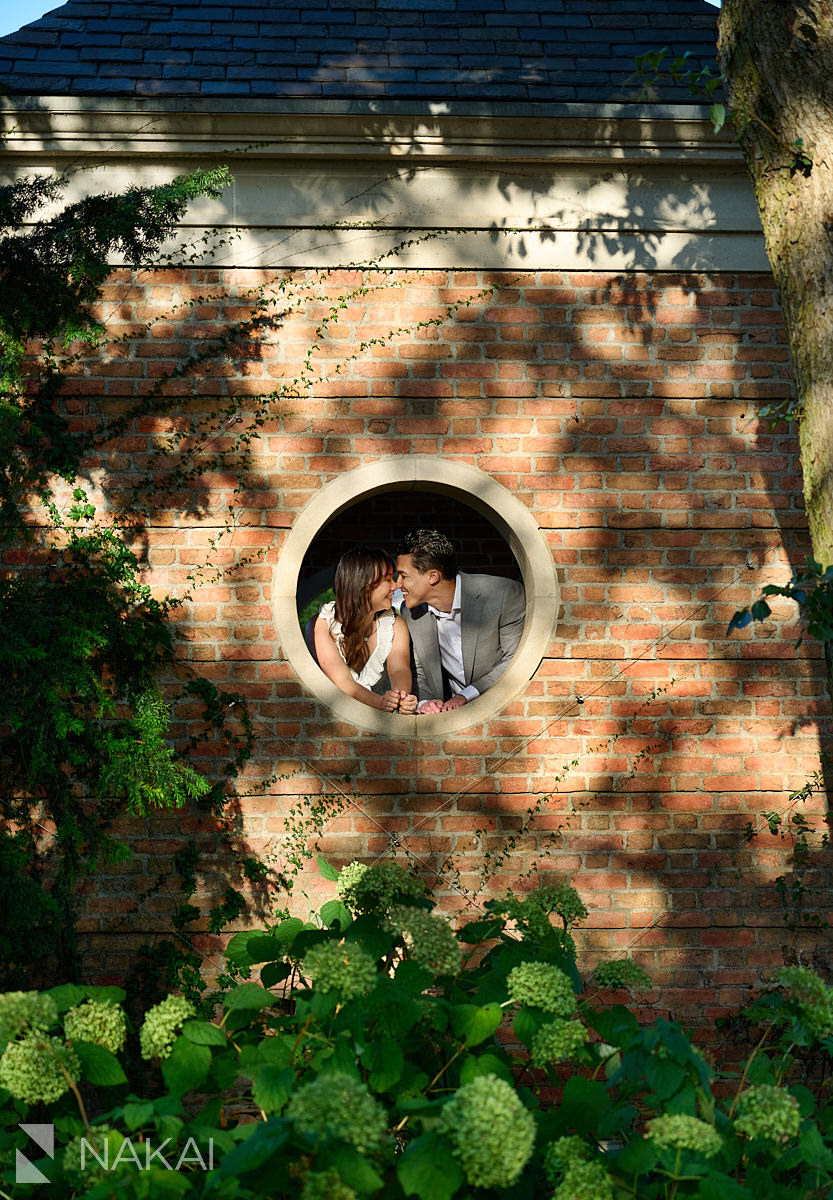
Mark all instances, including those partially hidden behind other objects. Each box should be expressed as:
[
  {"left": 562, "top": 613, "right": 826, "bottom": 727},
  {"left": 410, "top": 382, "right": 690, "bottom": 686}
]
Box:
[{"left": 314, "top": 547, "right": 418, "bottom": 713}]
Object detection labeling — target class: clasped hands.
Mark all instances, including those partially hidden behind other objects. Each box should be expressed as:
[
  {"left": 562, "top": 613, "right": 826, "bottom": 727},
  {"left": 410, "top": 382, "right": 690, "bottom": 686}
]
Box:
[
  {"left": 381, "top": 690, "right": 418, "bottom": 714},
  {"left": 416, "top": 694, "right": 467, "bottom": 714}
]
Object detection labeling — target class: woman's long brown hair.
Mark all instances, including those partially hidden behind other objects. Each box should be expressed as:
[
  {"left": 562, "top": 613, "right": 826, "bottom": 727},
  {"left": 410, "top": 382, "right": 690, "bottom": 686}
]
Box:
[{"left": 333, "top": 546, "right": 395, "bottom": 672}]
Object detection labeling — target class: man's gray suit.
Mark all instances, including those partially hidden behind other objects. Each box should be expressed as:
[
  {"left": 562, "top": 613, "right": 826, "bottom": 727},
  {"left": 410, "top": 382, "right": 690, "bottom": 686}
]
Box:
[{"left": 401, "top": 572, "right": 526, "bottom": 702}]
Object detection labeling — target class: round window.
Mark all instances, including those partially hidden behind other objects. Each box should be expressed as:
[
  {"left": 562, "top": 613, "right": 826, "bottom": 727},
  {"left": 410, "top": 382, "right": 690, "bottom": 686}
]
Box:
[{"left": 272, "top": 457, "right": 560, "bottom": 733}]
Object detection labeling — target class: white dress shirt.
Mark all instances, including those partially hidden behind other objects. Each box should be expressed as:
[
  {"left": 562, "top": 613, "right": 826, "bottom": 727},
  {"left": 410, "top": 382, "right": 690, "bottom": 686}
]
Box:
[{"left": 427, "top": 576, "right": 479, "bottom": 702}]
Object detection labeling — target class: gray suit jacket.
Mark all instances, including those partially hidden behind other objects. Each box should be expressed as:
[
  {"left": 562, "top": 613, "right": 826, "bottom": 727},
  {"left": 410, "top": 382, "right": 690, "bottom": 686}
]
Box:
[{"left": 401, "top": 572, "right": 526, "bottom": 702}]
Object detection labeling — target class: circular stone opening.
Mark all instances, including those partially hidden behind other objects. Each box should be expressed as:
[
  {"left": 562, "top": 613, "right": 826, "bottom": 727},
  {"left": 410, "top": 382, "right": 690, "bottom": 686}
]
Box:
[
  {"left": 297, "top": 490, "right": 522, "bottom": 620},
  {"left": 273, "top": 457, "right": 560, "bottom": 734}
]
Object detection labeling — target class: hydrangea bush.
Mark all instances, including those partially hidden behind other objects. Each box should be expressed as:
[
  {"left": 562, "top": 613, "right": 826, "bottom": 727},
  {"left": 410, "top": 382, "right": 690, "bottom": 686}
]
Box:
[{"left": 0, "top": 859, "right": 831, "bottom": 1199}]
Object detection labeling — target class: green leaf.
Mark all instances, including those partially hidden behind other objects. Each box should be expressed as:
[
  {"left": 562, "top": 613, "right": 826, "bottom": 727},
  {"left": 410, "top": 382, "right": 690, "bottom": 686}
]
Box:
[
  {"left": 398, "top": 1132, "right": 464, "bottom": 1200},
  {"left": 161, "top": 1039, "right": 211, "bottom": 1096},
  {"left": 245, "top": 935, "right": 283, "bottom": 963},
  {"left": 558, "top": 1076, "right": 610, "bottom": 1135},
  {"left": 318, "top": 854, "right": 340, "bottom": 881},
  {"left": 119, "top": 1101, "right": 155, "bottom": 1131},
  {"left": 46, "top": 983, "right": 87, "bottom": 1013},
  {"left": 329, "top": 1145, "right": 385, "bottom": 1194},
  {"left": 451, "top": 1003, "right": 503, "bottom": 1047},
  {"left": 273, "top": 917, "right": 306, "bottom": 945},
  {"left": 394, "top": 959, "right": 435, "bottom": 994},
  {"left": 456, "top": 918, "right": 504, "bottom": 943},
  {"left": 459, "top": 1052, "right": 514, "bottom": 1087},
  {"left": 699, "top": 1171, "right": 749, "bottom": 1200},
  {"left": 320, "top": 898, "right": 353, "bottom": 930},
  {"left": 223, "top": 983, "right": 275, "bottom": 1011},
  {"left": 182, "top": 1020, "right": 227, "bottom": 1046},
  {"left": 260, "top": 961, "right": 292, "bottom": 988},
  {"left": 363, "top": 1037, "right": 404, "bottom": 1092},
  {"left": 614, "top": 1136, "right": 661, "bottom": 1177},
  {"left": 223, "top": 930, "right": 257, "bottom": 969},
  {"left": 217, "top": 1120, "right": 289, "bottom": 1178},
  {"left": 72, "top": 1040, "right": 127, "bottom": 1087},
  {"left": 248, "top": 1065, "right": 294, "bottom": 1114},
  {"left": 345, "top": 914, "right": 393, "bottom": 961},
  {"left": 798, "top": 1124, "right": 833, "bottom": 1170},
  {"left": 710, "top": 103, "right": 727, "bottom": 133},
  {"left": 644, "top": 1056, "right": 685, "bottom": 1099},
  {"left": 513, "top": 1006, "right": 547, "bottom": 1047}
]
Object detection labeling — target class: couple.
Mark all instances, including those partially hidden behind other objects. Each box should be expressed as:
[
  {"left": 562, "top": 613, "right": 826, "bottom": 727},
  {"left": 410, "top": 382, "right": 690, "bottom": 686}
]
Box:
[{"left": 313, "top": 529, "right": 525, "bottom": 716}]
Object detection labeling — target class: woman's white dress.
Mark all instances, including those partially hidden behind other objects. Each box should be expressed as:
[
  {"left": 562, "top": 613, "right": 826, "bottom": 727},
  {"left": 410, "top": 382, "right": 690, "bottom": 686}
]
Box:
[{"left": 318, "top": 601, "right": 396, "bottom": 694}]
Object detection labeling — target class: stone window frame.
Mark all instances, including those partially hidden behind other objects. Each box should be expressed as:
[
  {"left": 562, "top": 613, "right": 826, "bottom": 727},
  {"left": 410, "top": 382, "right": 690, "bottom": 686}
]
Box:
[{"left": 273, "top": 456, "right": 560, "bottom": 734}]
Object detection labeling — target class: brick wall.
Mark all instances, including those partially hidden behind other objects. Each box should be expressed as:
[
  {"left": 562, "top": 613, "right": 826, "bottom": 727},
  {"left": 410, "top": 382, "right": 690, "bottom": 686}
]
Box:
[{"left": 67, "top": 267, "right": 832, "bottom": 1033}]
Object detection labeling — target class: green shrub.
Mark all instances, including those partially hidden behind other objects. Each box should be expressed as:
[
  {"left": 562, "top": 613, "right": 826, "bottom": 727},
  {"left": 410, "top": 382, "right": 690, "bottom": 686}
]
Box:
[{"left": 0, "top": 862, "right": 832, "bottom": 1198}]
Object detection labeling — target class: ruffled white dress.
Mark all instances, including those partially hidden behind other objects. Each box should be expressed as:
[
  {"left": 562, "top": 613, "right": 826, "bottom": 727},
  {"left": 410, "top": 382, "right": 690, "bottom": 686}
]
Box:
[{"left": 318, "top": 601, "right": 396, "bottom": 694}]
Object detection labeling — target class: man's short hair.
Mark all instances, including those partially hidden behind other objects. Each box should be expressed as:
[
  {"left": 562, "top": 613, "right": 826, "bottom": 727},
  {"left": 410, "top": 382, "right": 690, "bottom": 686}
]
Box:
[{"left": 397, "top": 529, "right": 457, "bottom": 580}]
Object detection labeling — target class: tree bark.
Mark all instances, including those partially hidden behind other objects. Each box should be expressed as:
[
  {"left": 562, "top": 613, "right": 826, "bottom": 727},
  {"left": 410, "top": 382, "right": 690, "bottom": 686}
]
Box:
[{"left": 718, "top": 0, "right": 833, "bottom": 564}]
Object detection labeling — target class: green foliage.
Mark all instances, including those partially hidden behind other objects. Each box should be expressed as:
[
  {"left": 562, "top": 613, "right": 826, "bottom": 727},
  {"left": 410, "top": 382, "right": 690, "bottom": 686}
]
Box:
[
  {"left": 730, "top": 557, "right": 833, "bottom": 646},
  {"left": 1, "top": 862, "right": 831, "bottom": 1198},
  {"left": 0, "top": 167, "right": 267, "bottom": 989}
]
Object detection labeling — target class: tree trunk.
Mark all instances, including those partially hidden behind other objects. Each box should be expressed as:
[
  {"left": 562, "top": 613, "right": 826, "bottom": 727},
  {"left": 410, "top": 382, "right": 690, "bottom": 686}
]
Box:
[{"left": 718, "top": 0, "right": 833, "bottom": 566}]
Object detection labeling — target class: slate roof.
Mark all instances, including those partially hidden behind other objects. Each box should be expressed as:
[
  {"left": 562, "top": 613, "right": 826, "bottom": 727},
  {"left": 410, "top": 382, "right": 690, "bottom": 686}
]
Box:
[{"left": 0, "top": 0, "right": 719, "bottom": 105}]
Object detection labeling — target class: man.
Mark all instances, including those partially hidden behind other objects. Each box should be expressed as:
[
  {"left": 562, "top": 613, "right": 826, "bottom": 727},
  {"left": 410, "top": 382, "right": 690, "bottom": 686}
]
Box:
[{"left": 395, "top": 529, "right": 526, "bottom": 714}]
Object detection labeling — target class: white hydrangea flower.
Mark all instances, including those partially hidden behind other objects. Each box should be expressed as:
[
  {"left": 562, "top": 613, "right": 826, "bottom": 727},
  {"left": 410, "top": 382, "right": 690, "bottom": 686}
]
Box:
[
  {"left": 0, "top": 1035, "right": 79, "bottom": 1104},
  {"left": 507, "top": 961, "right": 576, "bottom": 1015},
  {"left": 646, "top": 1113, "right": 723, "bottom": 1158},
  {"left": 437, "top": 1074, "right": 535, "bottom": 1189},
  {"left": 734, "top": 1085, "right": 800, "bottom": 1144},
  {"left": 64, "top": 1000, "right": 127, "bottom": 1054},
  {"left": 301, "top": 941, "right": 376, "bottom": 1000},
  {"left": 0, "top": 991, "right": 58, "bottom": 1045},
  {"left": 139, "top": 995, "right": 195, "bottom": 1061},
  {"left": 287, "top": 1072, "right": 387, "bottom": 1153}
]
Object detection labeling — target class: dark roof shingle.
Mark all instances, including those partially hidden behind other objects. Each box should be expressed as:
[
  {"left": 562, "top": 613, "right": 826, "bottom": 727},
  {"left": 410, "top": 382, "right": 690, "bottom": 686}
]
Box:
[{"left": 0, "top": 0, "right": 720, "bottom": 104}]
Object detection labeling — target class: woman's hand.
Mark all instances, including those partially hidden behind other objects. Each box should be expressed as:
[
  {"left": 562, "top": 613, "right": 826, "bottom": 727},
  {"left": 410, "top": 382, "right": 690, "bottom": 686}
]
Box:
[
  {"left": 381, "top": 689, "right": 404, "bottom": 712},
  {"left": 398, "top": 693, "right": 418, "bottom": 715}
]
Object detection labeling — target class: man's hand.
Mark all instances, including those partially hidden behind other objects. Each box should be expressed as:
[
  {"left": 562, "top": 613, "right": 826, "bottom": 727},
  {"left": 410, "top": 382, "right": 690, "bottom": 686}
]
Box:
[
  {"left": 417, "top": 698, "right": 444, "bottom": 714},
  {"left": 441, "top": 694, "right": 467, "bottom": 711}
]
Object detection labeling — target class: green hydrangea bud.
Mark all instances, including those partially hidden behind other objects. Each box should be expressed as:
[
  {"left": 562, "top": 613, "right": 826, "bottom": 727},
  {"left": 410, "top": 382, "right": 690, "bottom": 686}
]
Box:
[
  {"left": 779, "top": 966, "right": 833, "bottom": 1039},
  {"left": 287, "top": 1072, "right": 387, "bottom": 1153},
  {"left": 543, "top": 1135, "right": 592, "bottom": 1183},
  {"left": 0, "top": 991, "right": 58, "bottom": 1045},
  {"left": 336, "top": 859, "right": 424, "bottom": 916},
  {"left": 506, "top": 961, "right": 576, "bottom": 1015},
  {"left": 64, "top": 1000, "right": 127, "bottom": 1054},
  {"left": 552, "top": 1159, "right": 615, "bottom": 1200},
  {"left": 646, "top": 1114, "right": 723, "bottom": 1158},
  {"left": 734, "top": 1084, "right": 800, "bottom": 1143},
  {"left": 0, "top": 1035, "right": 79, "bottom": 1104},
  {"left": 591, "top": 959, "right": 653, "bottom": 991},
  {"left": 300, "top": 1167, "right": 357, "bottom": 1200},
  {"left": 437, "top": 1074, "right": 536, "bottom": 1189},
  {"left": 301, "top": 941, "right": 376, "bottom": 1000},
  {"left": 62, "top": 1126, "right": 126, "bottom": 1186},
  {"left": 530, "top": 1018, "right": 587, "bottom": 1068},
  {"left": 386, "top": 905, "right": 460, "bottom": 976},
  {"left": 139, "top": 995, "right": 195, "bottom": 1061}
]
